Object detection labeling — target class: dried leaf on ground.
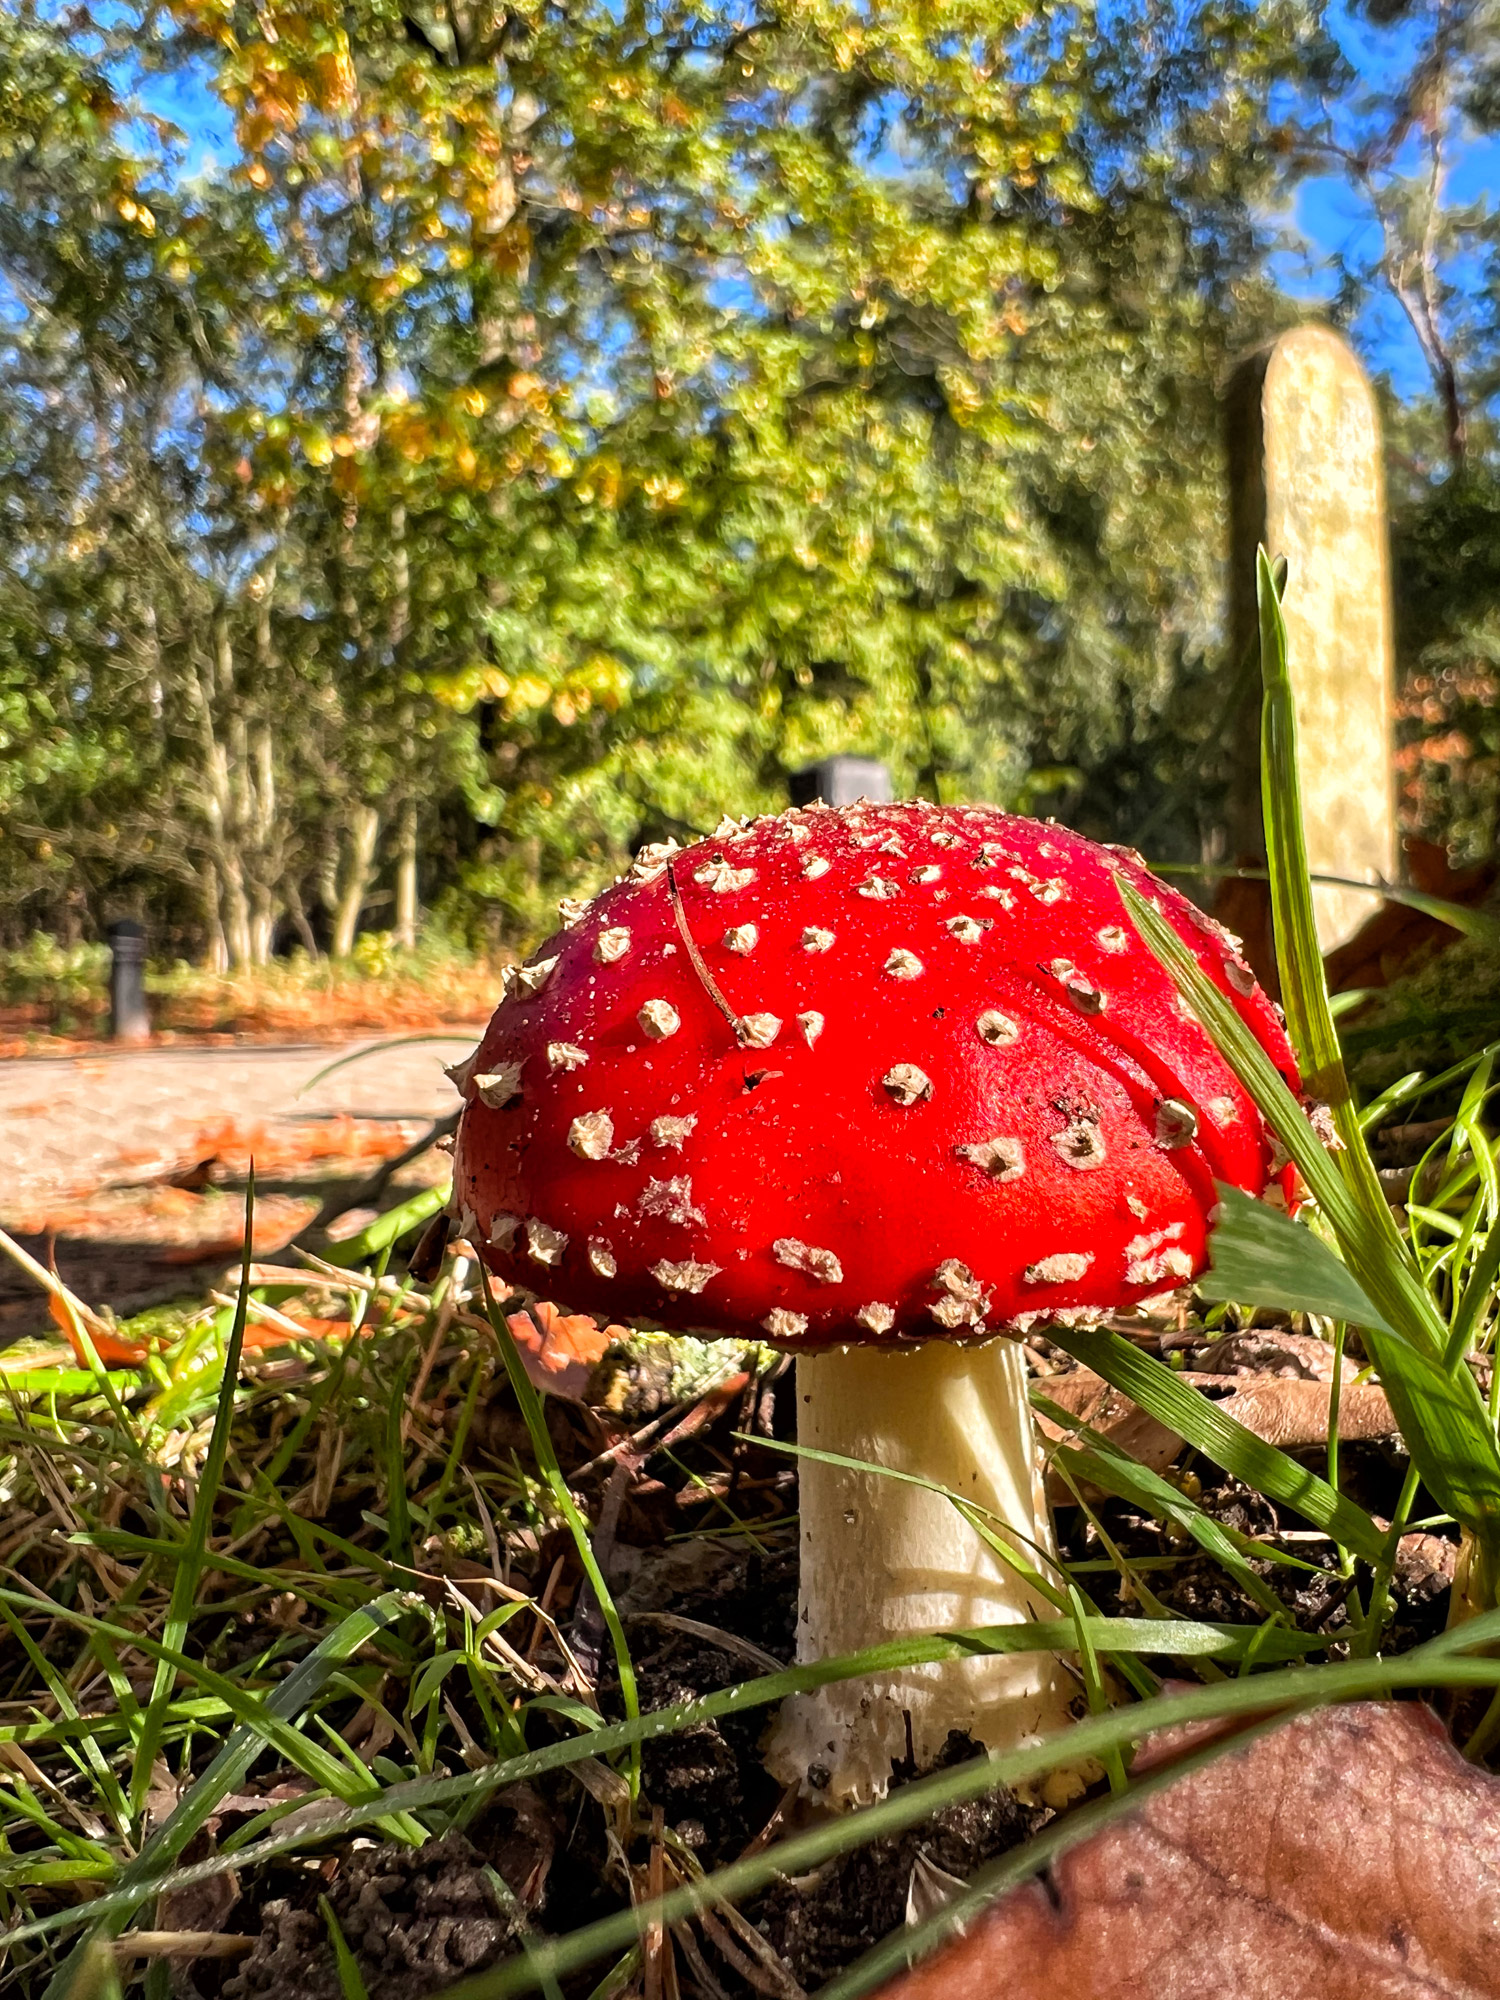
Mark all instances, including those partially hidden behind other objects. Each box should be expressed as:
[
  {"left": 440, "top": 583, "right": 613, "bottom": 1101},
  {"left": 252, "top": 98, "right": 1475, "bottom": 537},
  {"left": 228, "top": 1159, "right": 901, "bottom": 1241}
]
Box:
[
  {"left": 1218, "top": 1375, "right": 1396, "bottom": 1447},
  {"left": 505, "top": 1299, "right": 622, "bottom": 1399},
  {"left": 1036, "top": 1365, "right": 1397, "bottom": 1491},
  {"left": 874, "top": 1703, "right": 1500, "bottom": 2000},
  {"left": 1035, "top": 1368, "right": 1183, "bottom": 1478},
  {"left": 1196, "top": 1328, "right": 1354, "bottom": 1379}
]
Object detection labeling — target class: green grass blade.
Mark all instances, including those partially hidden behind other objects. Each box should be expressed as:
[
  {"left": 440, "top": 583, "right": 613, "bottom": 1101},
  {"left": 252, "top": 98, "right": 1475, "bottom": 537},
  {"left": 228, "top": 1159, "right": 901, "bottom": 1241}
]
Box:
[
  {"left": 40, "top": 1592, "right": 412, "bottom": 1994},
  {"left": 383, "top": 1349, "right": 414, "bottom": 1569},
  {"left": 2, "top": 1612, "right": 1331, "bottom": 1955},
  {"left": 1254, "top": 548, "right": 1423, "bottom": 1256},
  {"left": 129, "top": 1176, "right": 255, "bottom": 1826},
  {"left": 1255, "top": 549, "right": 1343, "bottom": 1106},
  {"left": 1065, "top": 1585, "right": 1127, "bottom": 1791},
  {"left": 320, "top": 1896, "right": 373, "bottom": 2000},
  {"left": 317, "top": 1185, "right": 449, "bottom": 1268},
  {"left": 474, "top": 1263, "right": 642, "bottom": 1797},
  {"left": 0, "top": 1604, "right": 131, "bottom": 1837},
  {"left": 1199, "top": 1183, "right": 1396, "bottom": 1332},
  {"left": 1044, "top": 1325, "right": 1386, "bottom": 1562},
  {"left": 1119, "top": 877, "right": 1500, "bottom": 1546},
  {"left": 59, "top": 1943, "right": 125, "bottom": 2000},
  {"left": 1036, "top": 1394, "right": 1291, "bottom": 1620},
  {"left": 1116, "top": 878, "right": 1415, "bottom": 1317},
  {"left": 296, "top": 1034, "right": 475, "bottom": 1098},
  {"left": 1448, "top": 1220, "right": 1500, "bottom": 1369},
  {"left": 1149, "top": 862, "right": 1500, "bottom": 943}
]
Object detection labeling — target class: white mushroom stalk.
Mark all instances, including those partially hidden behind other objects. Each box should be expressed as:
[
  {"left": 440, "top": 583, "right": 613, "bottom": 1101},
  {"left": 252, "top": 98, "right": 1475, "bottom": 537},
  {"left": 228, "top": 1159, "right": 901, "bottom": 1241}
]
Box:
[{"left": 764, "top": 1338, "right": 1078, "bottom": 1810}]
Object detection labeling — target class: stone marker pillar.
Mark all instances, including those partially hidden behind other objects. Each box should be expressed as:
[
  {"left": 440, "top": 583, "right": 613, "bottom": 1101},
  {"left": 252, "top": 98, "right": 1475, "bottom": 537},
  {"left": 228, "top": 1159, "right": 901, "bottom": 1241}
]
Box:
[
  {"left": 106, "top": 919, "right": 151, "bottom": 1042},
  {"left": 1221, "top": 325, "right": 1397, "bottom": 967},
  {"left": 789, "top": 756, "right": 894, "bottom": 809}
]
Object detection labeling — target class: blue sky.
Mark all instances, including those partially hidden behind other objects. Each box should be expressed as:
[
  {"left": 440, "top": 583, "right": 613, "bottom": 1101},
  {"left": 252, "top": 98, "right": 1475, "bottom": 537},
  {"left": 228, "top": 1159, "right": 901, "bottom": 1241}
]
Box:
[
  {"left": 1272, "top": 0, "right": 1498, "bottom": 402},
  {"left": 137, "top": 4, "right": 1491, "bottom": 412}
]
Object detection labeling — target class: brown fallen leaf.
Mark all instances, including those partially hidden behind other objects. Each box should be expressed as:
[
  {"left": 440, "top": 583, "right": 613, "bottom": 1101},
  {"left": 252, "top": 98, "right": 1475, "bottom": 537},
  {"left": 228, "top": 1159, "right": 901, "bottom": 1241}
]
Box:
[
  {"left": 1034, "top": 1369, "right": 1182, "bottom": 1478},
  {"left": 1218, "top": 1376, "right": 1396, "bottom": 1448},
  {"left": 0, "top": 1226, "right": 154, "bottom": 1366},
  {"left": 873, "top": 1702, "right": 1500, "bottom": 2000},
  {"left": 1196, "top": 1328, "right": 1353, "bottom": 1380},
  {"left": 1396, "top": 1531, "right": 1459, "bottom": 1604},
  {"left": 1038, "top": 1367, "right": 1397, "bottom": 1503}
]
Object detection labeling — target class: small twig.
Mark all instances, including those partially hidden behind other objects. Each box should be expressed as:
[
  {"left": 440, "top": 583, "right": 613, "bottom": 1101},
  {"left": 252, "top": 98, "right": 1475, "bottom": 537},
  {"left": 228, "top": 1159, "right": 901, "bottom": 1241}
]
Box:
[
  {"left": 623, "top": 1612, "right": 785, "bottom": 1677},
  {"left": 572, "top": 1402, "right": 702, "bottom": 1485},
  {"left": 265, "top": 1256, "right": 402, "bottom": 1295},
  {"left": 736, "top": 1780, "right": 801, "bottom": 1863},
  {"left": 696, "top": 1900, "right": 806, "bottom": 2000},
  {"left": 406, "top": 1253, "right": 470, "bottom": 1436},
  {"left": 0, "top": 1224, "right": 118, "bottom": 1347},
  {"left": 666, "top": 859, "right": 747, "bottom": 1045},
  {"left": 113, "top": 1933, "right": 254, "bottom": 1962},
  {"left": 207, "top": 1291, "right": 336, "bottom": 1345},
  {"left": 443, "top": 1580, "right": 564, "bottom": 1696}
]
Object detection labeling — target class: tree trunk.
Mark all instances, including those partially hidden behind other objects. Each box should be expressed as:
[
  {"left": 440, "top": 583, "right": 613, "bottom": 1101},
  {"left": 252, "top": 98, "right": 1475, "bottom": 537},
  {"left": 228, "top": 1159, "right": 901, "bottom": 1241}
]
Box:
[
  {"left": 220, "top": 851, "right": 254, "bottom": 968},
  {"left": 246, "top": 719, "right": 278, "bottom": 964},
  {"left": 281, "top": 875, "right": 320, "bottom": 957},
  {"left": 201, "top": 861, "right": 229, "bottom": 973},
  {"left": 332, "top": 804, "right": 380, "bottom": 958},
  {"left": 190, "top": 624, "right": 254, "bottom": 968},
  {"left": 316, "top": 837, "right": 340, "bottom": 924},
  {"left": 394, "top": 798, "right": 418, "bottom": 949}
]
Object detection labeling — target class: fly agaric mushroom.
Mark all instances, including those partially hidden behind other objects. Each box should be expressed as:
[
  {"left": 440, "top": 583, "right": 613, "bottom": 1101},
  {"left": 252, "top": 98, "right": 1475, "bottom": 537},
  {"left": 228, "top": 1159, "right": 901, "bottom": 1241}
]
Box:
[{"left": 451, "top": 801, "right": 1297, "bottom": 1806}]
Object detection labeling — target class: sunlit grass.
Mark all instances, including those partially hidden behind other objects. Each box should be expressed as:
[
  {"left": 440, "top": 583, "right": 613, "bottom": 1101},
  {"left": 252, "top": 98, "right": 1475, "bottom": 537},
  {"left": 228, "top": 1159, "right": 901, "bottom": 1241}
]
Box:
[{"left": 3, "top": 551, "right": 1500, "bottom": 1995}]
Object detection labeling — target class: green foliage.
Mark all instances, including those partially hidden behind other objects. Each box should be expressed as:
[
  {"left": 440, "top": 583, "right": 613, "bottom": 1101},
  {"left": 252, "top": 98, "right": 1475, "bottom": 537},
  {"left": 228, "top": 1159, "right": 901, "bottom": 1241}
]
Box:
[
  {"left": 0, "top": 0, "right": 1335, "bottom": 959},
  {"left": 1342, "top": 933, "right": 1500, "bottom": 1097},
  {"left": 1295, "top": 0, "right": 1500, "bottom": 874},
  {"left": 1391, "top": 469, "right": 1500, "bottom": 866},
  {"left": 0, "top": 934, "right": 108, "bottom": 1008}
]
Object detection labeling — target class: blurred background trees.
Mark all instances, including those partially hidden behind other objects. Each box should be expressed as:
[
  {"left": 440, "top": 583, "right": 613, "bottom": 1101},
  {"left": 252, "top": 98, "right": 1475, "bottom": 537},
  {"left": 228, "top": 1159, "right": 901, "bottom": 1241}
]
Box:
[{"left": 0, "top": 0, "right": 1494, "bottom": 964}]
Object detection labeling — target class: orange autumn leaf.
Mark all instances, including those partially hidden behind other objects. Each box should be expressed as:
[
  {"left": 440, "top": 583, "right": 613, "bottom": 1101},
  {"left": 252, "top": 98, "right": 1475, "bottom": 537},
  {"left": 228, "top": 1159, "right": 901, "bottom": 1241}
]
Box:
[
  {"left": 505, "top": 1299, "right": 621, "bottom": 1401},
  {"left": 240, "top": 1314, "right": 354, "bottom": 1352},
  {"left": 47, "top": 1289, "right": 148, "bottom": 1367}
]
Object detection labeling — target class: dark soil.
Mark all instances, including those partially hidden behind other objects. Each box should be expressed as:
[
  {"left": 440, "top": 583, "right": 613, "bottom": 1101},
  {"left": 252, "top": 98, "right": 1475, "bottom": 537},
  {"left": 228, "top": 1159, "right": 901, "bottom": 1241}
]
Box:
[
  {"left": 756, "top": 1737, "right": 1040, "bottom": 1988},
  {"left": 175, "top": 1356, "right": 1458, "bottom": 2000},
  {"left": 218, "top": 1831, "right": 529, "bottom": 2000},
  {"left": 190, "top": 1531, "right": 1048, "bottom": 2000}
]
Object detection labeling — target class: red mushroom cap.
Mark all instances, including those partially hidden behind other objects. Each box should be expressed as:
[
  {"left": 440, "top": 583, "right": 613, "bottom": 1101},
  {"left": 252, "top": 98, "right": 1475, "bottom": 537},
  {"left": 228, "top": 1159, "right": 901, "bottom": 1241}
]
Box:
[{"left": 452, "top": 801, "right": 1298, "bottom": 1346}]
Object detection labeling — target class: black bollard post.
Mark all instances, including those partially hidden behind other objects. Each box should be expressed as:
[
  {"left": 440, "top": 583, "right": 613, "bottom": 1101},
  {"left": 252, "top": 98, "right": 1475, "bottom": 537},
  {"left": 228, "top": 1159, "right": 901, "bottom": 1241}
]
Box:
[
  {"left": 788, "top": 756, "right": 894, "bottom": 808},
  {"left": 105, "top": 920, "right": 151, "bottom": 1043}
]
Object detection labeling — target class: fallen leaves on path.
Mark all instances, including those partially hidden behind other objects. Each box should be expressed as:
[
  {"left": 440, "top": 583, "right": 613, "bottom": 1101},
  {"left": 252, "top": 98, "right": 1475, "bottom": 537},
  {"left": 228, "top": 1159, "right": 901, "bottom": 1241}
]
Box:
[
  {"left": 875, "top": 1702, "right": 1500, "bottom": 2000},
  {"left": 1, "top": 972, "right": 493, "bottom": 1048}
]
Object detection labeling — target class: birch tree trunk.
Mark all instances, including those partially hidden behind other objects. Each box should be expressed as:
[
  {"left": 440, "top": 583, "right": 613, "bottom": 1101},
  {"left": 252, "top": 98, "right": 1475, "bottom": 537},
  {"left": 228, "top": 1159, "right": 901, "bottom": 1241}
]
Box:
[
  {"left": 246, "top": 718, "right": 278, "bottom": 964},
  {"left": 393, "top": 798, "right": 418, "bottom": 949},
  {"left": 201, "top": 860, "right": 230, "bottom": 973},
  {"left": 281, "top": 875, "right": 320, "bottom": 956},
  {"left": 332, "top": 803, "right": 380, "bottom": 958}
]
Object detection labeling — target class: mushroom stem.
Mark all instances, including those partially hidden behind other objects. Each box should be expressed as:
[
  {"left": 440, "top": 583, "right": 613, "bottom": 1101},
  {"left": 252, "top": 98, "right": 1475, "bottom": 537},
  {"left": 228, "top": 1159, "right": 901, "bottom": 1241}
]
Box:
[{"left": 765, "top": 1338, "right": 1078, "bottom": 1809}]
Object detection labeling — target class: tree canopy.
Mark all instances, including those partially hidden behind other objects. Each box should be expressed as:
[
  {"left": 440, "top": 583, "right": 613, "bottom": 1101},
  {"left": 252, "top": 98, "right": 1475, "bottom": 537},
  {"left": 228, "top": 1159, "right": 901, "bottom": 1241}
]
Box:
[{"left": 2, "top": 0, "right": 1492, "bottom": 962}]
